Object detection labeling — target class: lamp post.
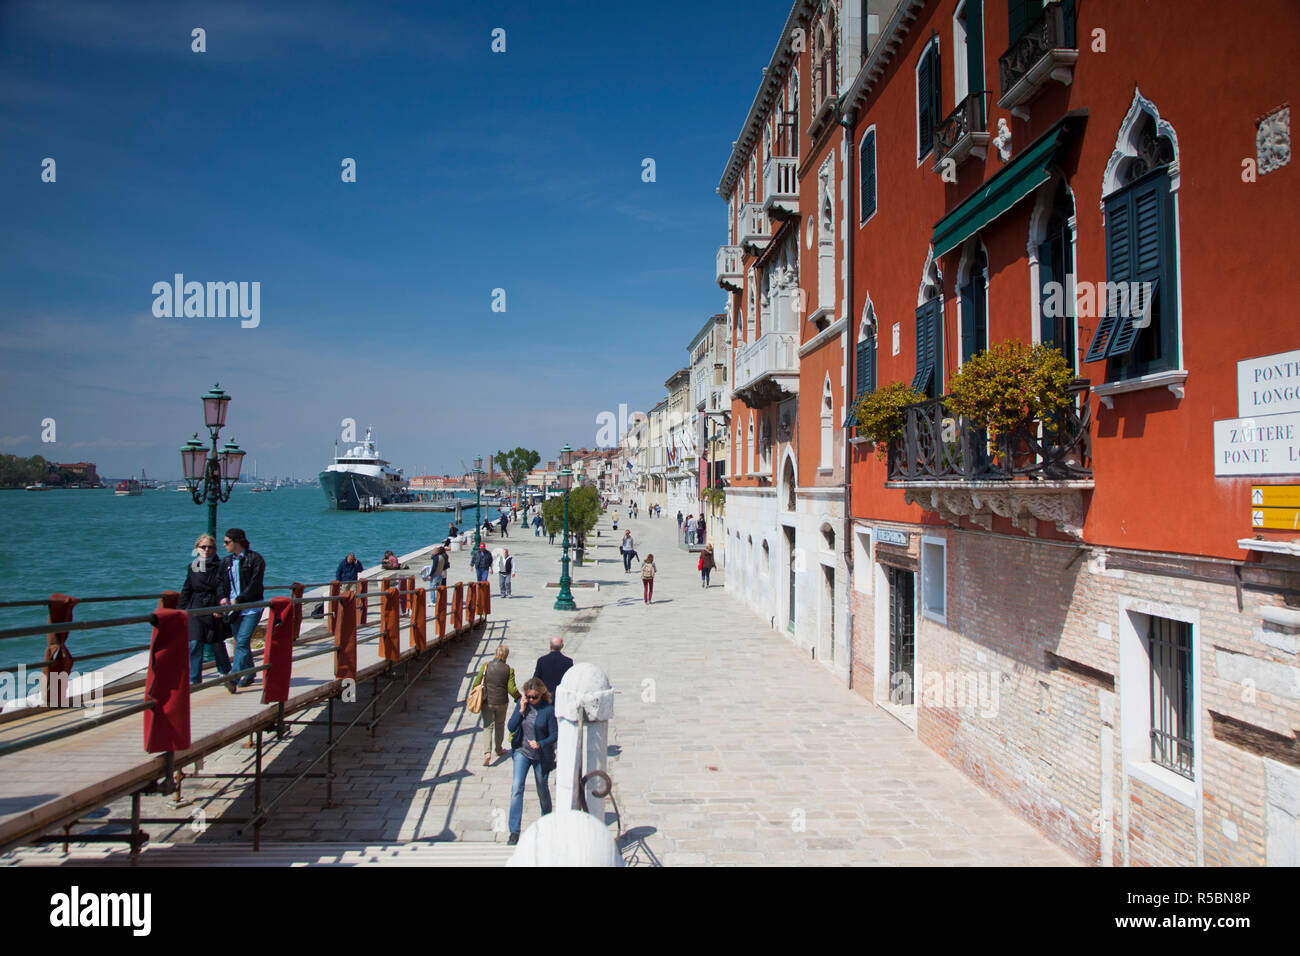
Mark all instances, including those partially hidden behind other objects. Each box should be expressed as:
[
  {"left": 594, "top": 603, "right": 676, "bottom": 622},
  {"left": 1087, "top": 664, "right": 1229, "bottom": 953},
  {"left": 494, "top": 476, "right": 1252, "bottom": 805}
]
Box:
[
  {"left": 472, "top": 455, "right": 485, "bottom": 550},
  {"left": 180, "top": 385, "right": 245, "bottom": 540},
  {"left": 554, "top": 444, "right": 576, "bottom": 611}
]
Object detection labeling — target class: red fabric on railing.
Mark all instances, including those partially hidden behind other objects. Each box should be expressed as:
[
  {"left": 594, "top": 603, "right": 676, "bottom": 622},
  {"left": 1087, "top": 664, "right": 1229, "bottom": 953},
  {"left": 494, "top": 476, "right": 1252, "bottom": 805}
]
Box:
[
  {"left": 435, "top": 585, "right": 447, "bottom": 640},
  {"left": 467, "top": 580, "right": 478, "bottom": 619},
  {"left": 144, "top": 608, "right": 191, "bottom": 753},
  {"left": 451, "top": 582, "right": 464, "bottom": 632},
  {"left": 261, "top": 596, "right": 294, "bottom": 704},
  {"left": 335, "top": 592, "right": 357, "bottom": 680},
  {"left": 411, "top": 588, "right": 427, "bottom": 651},
  {"left": 479, "top": 581, "right": 491, "bottom": 617},
  {"left": 328, "top": 581, "right": 340, "bottom": 636},
  {"left": 43, "top": 593, "right": 78, "bottom": 708},
  {"left": 379, "top": 587, "right": 401, "bottom": 661},
  {"left": 358, "top": 579, "right": 369, "bottom": 626}
]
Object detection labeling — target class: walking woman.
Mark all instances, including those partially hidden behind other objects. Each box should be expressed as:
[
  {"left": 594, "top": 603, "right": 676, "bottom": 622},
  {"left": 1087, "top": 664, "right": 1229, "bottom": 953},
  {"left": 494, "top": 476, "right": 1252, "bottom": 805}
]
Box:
[
  {"left": 182, "top": 534, "right": 236, "bottom": 691},
  {"left": 640, "top": 553, "right": 657, "bottom": 604},
  {"left": 470, "top": 645, "right": 520, "bottom": 766},
  {"left": 620, "top": 530, "right": 635, "bottom": 572},
  {"left": 217, "top": 527, "right": 266, "bottom": 689},
  {"left": 506, "top": 677, "right": 557, "bottom": 845},
  {"left": 699, "top": 543, "right": 716, "bottom": 588}
]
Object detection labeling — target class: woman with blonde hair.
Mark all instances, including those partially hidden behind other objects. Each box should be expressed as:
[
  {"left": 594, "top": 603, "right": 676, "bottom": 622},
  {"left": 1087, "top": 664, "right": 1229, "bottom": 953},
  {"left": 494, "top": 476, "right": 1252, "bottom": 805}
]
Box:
[
  {"left": 181, "top": 533, "right": 235, "bottom": 692},
  {"left": 640, "top": 553, "right": 657, "bottom": 604},
  {"left": 505, "top": 676, "right": 557, "bottom": 844},
  {"left": 470, "top": 644, "right": 519, "bottom": 766}
]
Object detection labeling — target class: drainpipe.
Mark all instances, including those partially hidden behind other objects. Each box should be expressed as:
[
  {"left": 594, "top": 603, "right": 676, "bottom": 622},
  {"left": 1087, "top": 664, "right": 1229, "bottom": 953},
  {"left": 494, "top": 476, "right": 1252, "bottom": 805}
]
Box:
[{"left": 839, "top": 104, "right": 856, "bottom": 690}]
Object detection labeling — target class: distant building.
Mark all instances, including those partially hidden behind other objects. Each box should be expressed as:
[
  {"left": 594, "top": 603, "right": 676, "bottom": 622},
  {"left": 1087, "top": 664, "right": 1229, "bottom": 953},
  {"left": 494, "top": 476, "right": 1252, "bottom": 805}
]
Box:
[{"left": 48, "top": 462, "right": 101, "bottom": 487}]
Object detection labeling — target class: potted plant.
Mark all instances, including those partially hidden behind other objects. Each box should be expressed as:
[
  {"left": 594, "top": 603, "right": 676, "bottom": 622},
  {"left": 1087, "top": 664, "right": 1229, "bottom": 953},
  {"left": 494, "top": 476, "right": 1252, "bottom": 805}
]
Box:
[
  {"left": 946, "top": 341, "right": 1076, "bottom": 441},
  {"left": 850, "top": 382, "right": 926, "bottom": 458}
]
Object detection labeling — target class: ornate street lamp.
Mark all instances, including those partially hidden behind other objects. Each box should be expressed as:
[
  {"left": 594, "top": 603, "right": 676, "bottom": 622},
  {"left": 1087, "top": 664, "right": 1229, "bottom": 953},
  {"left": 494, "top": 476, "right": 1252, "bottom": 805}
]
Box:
[
  {"left": 180, "top": 384, "right": 245, "bottom": 539},
  {"left": 472, "top": 455, "right": 485, "bottom": 550},
  {"left": 553, "top": 444, "right": 576, "bottom": 611}
]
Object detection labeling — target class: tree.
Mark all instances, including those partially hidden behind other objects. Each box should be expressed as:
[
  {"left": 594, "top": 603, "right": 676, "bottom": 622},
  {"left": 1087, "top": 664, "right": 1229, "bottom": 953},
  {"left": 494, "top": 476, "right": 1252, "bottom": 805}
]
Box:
[
  {"left": 542, "top": 485, "right": 600, "bottom": 541},
  {"left": 494, "top": 447, "right": 540, "bottom": 506}
]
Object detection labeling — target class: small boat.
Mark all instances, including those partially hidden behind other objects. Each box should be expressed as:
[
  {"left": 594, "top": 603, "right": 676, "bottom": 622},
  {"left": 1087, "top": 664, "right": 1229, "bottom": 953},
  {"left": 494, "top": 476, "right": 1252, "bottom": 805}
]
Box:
[
  {"left": 24, "top": 483, "right": 50, "bottom": 491},
  {"left": 114, "top": 479, "right": 142, "bottom": 497}
]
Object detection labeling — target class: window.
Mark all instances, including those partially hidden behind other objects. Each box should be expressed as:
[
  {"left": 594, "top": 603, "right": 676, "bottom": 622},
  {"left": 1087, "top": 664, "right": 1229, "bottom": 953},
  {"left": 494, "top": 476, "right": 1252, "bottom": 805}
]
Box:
[
  {"left": 959, "top": 243, "right": 988, "bottom": 364},
  {"left": 859, "top": 128, "right": 877, "bottom": 224},
  {"left": 916, "top": 37, "right": 942, "bottom": 160},
  {"left": 1037, "top": 180, "right": 1076, "bottom": 367},
  {"left": 912, "top": 298, "right": 943, "bottom": 398},
  {"left": 954, "top": 1, "right": 984, "bottom": 105},
  {"left": 1007, "top": 0, "right": 1045, "bottom": 45},
  {"left": 856, "top": 319, "right": 877, "bottom": 401},
  {"left": 1086, "top": 110, "right": 1179, "bottom": 379},
  {"left": 920, "top": 536, "right": 946, "bottom": 623},
  {"left": 1149, "top": 616, "right": 1193, "bottom": 779},
  {"left": 820, "top": 376, "right": 833, "bottom": 469},
  {"left": 852, "top": 529, "right": 872, "bottom": 594}
]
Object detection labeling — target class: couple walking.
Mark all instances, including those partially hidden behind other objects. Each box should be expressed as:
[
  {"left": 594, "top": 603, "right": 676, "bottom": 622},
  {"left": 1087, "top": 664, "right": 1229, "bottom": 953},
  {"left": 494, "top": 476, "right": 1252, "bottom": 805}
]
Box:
[{"left": 471, "top": 638, "right": 574, "bottom": 845}]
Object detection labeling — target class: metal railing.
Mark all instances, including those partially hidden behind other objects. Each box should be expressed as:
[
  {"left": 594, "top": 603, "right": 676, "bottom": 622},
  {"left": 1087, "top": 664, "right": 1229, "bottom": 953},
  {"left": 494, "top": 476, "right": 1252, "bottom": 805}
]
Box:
[
  {"left": 998, "top": 0, "right": 1077, "bottom": 99},
  {"left": 887, "top": 383, "right": 1092, "bottom": 481},
  {"left": 933, "top": 91, "right": 987, "bottom": 168}
]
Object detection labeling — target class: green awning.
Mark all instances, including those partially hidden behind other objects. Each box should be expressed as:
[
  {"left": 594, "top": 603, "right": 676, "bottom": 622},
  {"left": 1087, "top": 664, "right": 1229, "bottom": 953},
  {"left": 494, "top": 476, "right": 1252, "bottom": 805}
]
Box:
[{"left": 930, "top": 113, "right": 1085, "bottom": 258}]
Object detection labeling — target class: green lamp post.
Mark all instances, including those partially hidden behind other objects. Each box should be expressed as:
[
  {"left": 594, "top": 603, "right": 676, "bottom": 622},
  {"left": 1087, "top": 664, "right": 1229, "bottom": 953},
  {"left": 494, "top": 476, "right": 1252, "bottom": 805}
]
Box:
[
  {"left": 180, "top": 384, "right": 245, "bottom": 539},
  {"left": 553, "top": 444, "right": 576, "bottom": 611},
  {"left": 472, "top": 455, "right": 485, "bottom": 550}
]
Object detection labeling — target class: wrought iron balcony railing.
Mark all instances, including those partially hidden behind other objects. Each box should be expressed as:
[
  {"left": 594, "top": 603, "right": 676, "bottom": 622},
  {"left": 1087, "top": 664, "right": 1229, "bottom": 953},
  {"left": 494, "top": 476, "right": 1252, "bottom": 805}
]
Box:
[
  {"left": 997, "top": 0, "right": 1078, "bottom": 119},
  {"left": 932, "top": 92, "right": 990, "bottom": 173},
  {"left": 887, "top": 384, "right": 1092, "bottom": 482}
]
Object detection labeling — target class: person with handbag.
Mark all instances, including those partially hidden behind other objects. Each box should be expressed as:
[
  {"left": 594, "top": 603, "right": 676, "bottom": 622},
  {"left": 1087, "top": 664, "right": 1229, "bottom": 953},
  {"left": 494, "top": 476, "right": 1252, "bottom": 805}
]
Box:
[
  {"left": 469, "top": 645, "right": 519, "bottom": 766},
  {"left": 505, "top": 677, "right": 557, "bottom": 845},
  {"left": 181, "top": 534, "right": 236, "bottom": 693},
  {"left": 699, "top": 544, "right": 716, "bottom": 588}
]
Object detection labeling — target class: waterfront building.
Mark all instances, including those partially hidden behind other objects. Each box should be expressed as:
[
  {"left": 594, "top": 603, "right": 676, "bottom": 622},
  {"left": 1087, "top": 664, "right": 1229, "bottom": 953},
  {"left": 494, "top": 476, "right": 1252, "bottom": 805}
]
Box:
[
  {"left": 664, "top": 369, "right": 694, "bottom": 519},
  {"left": 644, "top": 399, "right": 668, "bottom": 515},
  {"left": 842, "top": 0, "right": 1299, "bottom": 865},
  {"left": 689, "top": 313, "right": 732, "bottom": 562}
]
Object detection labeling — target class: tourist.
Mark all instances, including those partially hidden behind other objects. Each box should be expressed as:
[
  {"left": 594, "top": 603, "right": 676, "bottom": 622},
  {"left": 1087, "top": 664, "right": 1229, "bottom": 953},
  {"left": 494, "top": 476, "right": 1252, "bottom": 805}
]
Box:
[
  {"left": 182, "top": 533, "right": 235, "bottom": 692},
  {"left": 506, "top": 677, "right": 557, "bottom": 845},
  {"left": 428, "top": 545, "right": 449, "bottom": 591},
  {"left": 218, "top": 527, "right": 266, "bottom": 689},
  {"left": 676, "top": 510, "right": 683, "bottom": 533},
  {"left": 471, "top": 542, "right": 494, "bottom": 582},
  {"left": 533, "top": 637, "right": 573, "bottom": 698},
  {"left": 533, "top": 513, "right": 543, "bottom": 536},
  {"left": 620, "top": 530, "right": 635, "bottom": 573},
  {"left": 497, "top": 548, "right": 516, "bottom": 598},
  {"left": 500, "top": 509, "right": 510, "bottom": 538},
  {"left": 699, "top": 544, "right": 716, "bottom": 588},
  {"left": 640, "top": 553, "right": 657, "bottom": 604},
  {"left": 382, "top": 550, "right": 401, "bottom": 570},
  {"left": 336, "top": 552, "right": 364, "bottom": 592},
  {"left": 684, "top": 515, "right": 694, "bottom": 545},
  {"left": 574, "top": 533, "right": 586, "bottom": 566},
  {"left": 696, "top": 515, "right": 706, "bottom": 545},
  {"left": 612, "top": 511, "right": 619, "bottom": 532},
  {"left": 470, "top": 645, "right": 519, "bottom": 767},
  {"left": 448, "top": 523, "right": 459, "bottom": 538}
]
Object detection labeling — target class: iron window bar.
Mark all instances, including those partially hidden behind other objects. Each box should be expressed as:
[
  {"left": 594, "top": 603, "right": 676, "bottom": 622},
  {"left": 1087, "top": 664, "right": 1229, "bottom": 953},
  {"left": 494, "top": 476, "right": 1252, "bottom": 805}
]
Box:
[{"left": 1149, "top": 616, "right": 1194, "bottom": 780}]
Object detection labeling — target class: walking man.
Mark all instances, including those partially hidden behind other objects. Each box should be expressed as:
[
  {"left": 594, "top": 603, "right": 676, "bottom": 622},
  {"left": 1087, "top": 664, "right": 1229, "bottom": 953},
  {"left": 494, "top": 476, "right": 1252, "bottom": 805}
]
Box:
[
  {"left": 471, "top": 542, "right": 493, "bottom": 582},
  {"left": 620, "top": 530, "right": 635, "bottom": 573},
  {"left": 533, "top": 513, "right": 543, "bottom": 536},
  {"left": 533, "top": 637, "right": 573, "bottom": 698},
  {"left": 428, "top": 545, "right": 449, "bottom": 591},
  {"left": 218, "top": 527, "right": 266, "bottom": 689},
  {"left": 696, "top": 514, "right": 706, "bottom": 547},
  {"left": 676, "top": 510, "right": 683, "bottom": 534},
  {"left": 499, "top": 510, "right": 509, "bottom": 537},
  {"left": 498, "top": 548, "right": 515, "bottom": 598}
]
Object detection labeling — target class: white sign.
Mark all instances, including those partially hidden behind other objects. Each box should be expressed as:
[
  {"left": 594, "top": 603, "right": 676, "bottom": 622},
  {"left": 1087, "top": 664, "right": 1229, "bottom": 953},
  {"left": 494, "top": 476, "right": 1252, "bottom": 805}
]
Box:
[
  {"left": 1213, "top": 411, "right": 1300, "bottom": 476},
  {"left": 1238, "top": 348, "right": 1300, "bottom": 417},
  {"left": 875, "top": 528, "right": 909, "bottom": 547}
]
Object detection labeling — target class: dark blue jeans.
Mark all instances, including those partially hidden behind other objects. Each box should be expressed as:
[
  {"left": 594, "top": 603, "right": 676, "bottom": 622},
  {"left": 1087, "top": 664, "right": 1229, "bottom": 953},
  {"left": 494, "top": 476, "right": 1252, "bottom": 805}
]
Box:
[
  {"left": 509, "top": 750, "right": 552, "bottom": 834},
  {"left": 230, "top": 609, "right": 260, "bottom": 685},
  {"left": 189, "top": 619, "right": 231, "bottom": 683}
]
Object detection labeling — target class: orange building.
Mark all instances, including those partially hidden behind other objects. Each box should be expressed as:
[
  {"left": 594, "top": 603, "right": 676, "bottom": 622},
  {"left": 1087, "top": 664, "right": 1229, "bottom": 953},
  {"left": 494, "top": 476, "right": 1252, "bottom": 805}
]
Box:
[{"left": 841, "top": 0, "right": 1299, "bottom": 864}]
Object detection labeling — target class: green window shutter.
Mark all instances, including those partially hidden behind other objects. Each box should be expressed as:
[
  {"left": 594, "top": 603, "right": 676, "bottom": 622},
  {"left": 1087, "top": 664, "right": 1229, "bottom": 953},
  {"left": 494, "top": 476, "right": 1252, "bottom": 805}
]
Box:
[
  {"left": 965, "top": 0, "right": 985, "bottom": 97},
  {"left": 1105, "top": 172, "right": 1169, "bottom": 359},
  {"left": 911, "top": 299, "right": 941, "bottom": 396},
  {"left": 1084, "top": 187, "right": 1132, "bottom": 362},
  {"left": 1008, "top": 0, "right": 1044, "bottom": 45},
  {"left": 918, "top": 48, "right": 933, "bottom": 157},
  {"left": 1037, "top": 237, "right": 1058, "bottom": 349},
  {"left": 860, "top": 131, "right": 877, "bottom": 222},
  {"left": 960, "top": 280, "right": 977, "bottom": 363},
  {"left": 849, "top": 333, "right": 877, "bottom": 425},
  {"left": 931, "top": 44, "right": 943, "bottom": 138}
]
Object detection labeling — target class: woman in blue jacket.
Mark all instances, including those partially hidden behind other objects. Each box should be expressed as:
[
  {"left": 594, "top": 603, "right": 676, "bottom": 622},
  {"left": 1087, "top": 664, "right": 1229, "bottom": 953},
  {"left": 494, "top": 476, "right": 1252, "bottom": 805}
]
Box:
[{"left": 505, "top": 677, "right": 557, "bottom": 844}]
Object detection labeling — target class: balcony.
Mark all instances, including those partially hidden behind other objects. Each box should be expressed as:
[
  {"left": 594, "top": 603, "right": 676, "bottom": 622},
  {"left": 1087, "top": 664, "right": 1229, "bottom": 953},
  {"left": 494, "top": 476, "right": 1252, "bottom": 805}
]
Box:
[
  {"left": 762, "top": 157, "right": 799, "bottom": 220},
  {"left": 885, "top": 384, "right": 1093, "bottom": 537},
  {"left": 738, "top": 202, "right": 771, "bottom": 256},
  {"left": 716, "top": 245, "right": 743, "bottom": 293},
  {"left": 998, "top": 0, "right": 1079, "bottom": 120},
  {"left": 932, "top": 92, "right": 990, "bottom": 174},
  {"left": 733, "top": 331, "right": 799, "bottom": 408}
]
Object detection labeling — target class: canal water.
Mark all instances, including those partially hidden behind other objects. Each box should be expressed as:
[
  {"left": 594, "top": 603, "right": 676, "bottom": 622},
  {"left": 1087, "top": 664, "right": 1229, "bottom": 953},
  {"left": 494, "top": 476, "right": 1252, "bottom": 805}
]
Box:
[{"left": 0, "top": 486, "right": 495, "bottom": 674}]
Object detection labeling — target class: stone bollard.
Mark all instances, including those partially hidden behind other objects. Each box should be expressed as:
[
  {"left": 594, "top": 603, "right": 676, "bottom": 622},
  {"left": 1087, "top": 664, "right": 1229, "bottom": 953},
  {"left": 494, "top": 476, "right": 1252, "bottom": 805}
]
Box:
[
  {"left": 507, "top": 809, "right": 622, "bottom": 867},
  {"left": 553, "top": 662, "right": 614, "bottom": 821}
]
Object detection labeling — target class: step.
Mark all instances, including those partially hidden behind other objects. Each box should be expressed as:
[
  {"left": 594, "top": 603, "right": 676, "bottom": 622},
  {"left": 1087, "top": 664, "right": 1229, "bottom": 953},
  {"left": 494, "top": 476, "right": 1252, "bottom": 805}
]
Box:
[{"left": 1, "top": 840, "right": 516, "bottom": 867}]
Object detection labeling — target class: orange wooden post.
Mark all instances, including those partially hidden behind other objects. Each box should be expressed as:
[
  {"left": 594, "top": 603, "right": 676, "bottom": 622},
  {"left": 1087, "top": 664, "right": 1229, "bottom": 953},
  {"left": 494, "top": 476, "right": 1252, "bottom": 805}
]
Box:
[
  {"left": 335, "top": 592, "right": 357, "bottom": 680},
  {"left": 289, "top": 582, "right": 305, "bottom": 642},
  {"left": 479, "top": 580, "right": 491, "bottom": 617},
  {"left": 379, "top": 587, "right": 401, "bottom": 661},
  {"left": 467, "top": 580, "right": 478, "bottom": 620},
  {"left": 43, "top": 594, "right": 78, "bottom": 708},
  {"left": 327, "top": 581, "right": 340, "bottom": 635},
  {"left": 451, "top": 582, "right": 464, "bottom": 632},
  {"left": 435, "top": 585, "right": 447, "bottom": 641},
  {"left": 410, "top": 588, "right": 427, "bottom": 651},
  {"left": 358, "top": 578, "right": 369, "bottom": 626}
]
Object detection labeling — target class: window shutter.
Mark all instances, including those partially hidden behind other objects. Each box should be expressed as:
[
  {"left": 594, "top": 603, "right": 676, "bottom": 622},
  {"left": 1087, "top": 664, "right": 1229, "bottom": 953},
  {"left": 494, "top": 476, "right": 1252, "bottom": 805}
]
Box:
[
  {"left": 1037, "top": 238, "right": 1057, "bottom": 349},
  {"left": 960, "top": 280, "right": 977, "bottom": 364},
  {"left": 860, "top": 131, "right": 877, "bottom": 222},
  {"left": 911, "top": 299, "right": 940, "bottom": 396},
  {"left": 1104, "top": 173, "right": 1169, "bottom": 359},
  {"left": 918, "top": 49, "right": 932, "bottom": 157},
  {"left": 931, "top": 43, "right": 943, "bottom": 134},
  {"left": 1008, "top": 0, "right": 1044, "bottom": 45},
  {"left": 1084, "top": 188, "right": 1132, "bottom": 362},
  {"left": 849, "top": 332, "right": 877, "bottom": 425},
  {"left": 965, "top": 0, "right": 984, "bottom": 98}
]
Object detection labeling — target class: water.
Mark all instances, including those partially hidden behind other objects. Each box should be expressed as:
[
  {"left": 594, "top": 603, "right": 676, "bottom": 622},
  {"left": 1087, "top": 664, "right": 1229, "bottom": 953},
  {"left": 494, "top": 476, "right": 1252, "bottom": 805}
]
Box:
[{"left": 0, "top": 486, "right": 496, "bottom": 673}]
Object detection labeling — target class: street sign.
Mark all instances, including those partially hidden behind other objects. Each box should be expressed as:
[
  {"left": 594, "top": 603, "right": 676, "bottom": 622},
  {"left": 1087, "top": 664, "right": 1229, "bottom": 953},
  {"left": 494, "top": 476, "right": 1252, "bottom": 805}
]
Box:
[
  {"left": 1251, "top": 484, "right": 1300, "bottom": 507},
  {"left": 1238, "top": 348, "right": 1300, "bottom": 417},
  {"left": 1251, "top": 508, "right": 1300, "bottom": 530},
  {"left": 875, "top": 528, "right": 910, "bottom": 547},
  {"left": 1213, "top": 412, "right": 1300, "bottom": 476}
]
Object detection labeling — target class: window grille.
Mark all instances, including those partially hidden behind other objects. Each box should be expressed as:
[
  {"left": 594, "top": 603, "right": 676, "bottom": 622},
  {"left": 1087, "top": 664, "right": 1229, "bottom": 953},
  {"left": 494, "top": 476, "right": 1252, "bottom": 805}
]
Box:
[{"left": 1149, "top": 616, "right": 1193, "bottom": 779}]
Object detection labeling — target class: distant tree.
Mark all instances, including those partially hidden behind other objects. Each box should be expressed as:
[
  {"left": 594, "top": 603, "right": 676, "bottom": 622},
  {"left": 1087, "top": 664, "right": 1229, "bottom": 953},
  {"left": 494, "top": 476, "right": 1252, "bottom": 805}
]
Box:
[
  {"left": 494, "top": 447, "right": 541, "bottom": 505},
  {"left": 542, "top": 485, "right": 599, "bottom": 540},
  {"left": 0, "top": 454, "right": 49, "bottom": 488}
]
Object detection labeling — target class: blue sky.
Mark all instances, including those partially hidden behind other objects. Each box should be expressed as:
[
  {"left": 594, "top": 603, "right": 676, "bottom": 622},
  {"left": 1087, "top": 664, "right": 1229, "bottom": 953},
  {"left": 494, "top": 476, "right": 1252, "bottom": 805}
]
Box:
[{"left": 0, "top": 0, "right": 790, "bottom": 479}]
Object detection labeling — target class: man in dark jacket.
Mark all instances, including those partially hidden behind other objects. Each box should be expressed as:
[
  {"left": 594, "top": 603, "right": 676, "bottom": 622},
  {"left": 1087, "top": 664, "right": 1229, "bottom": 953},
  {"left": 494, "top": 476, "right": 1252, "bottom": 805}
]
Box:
[
  {"left": 336, "top": 552, "right": 364, "bottom": 592},
  {"left": 470, "top": 542, "right": 494, "bottom": 582},
  {"left": 533, "top": 637, "right": 573, "bottom": 699},
  {"left": 218, "top": 527, "right": 266, "bottom": 688}
]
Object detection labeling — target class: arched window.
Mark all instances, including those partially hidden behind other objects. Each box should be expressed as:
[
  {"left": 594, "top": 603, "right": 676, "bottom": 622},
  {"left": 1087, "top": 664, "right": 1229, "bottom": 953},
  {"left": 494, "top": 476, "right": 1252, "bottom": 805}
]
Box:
[
  {"left": 747, "top": 414, "right": 755, "bottom": 475},
  {"left": 916, "top": 36, "right": 942, "bottom": 161},
  {"left": 820, "top": 375, "right": 834, "bottom": 469},
  {"left": 853, "top": 299, "right": 877, "bottom": 424},
  {"left": 958, "top": 241, "right": 989, "bottom": 365},
  {"left": 783, "top": 456, "right": 797, "bottom": 511},
  {"left": 1037, "top": 179, "right": 1076, "bottom": 366},
  {"left": 859, "top": 126, "right": 877, "bottom": 224},
  {"left": 913, "top": 252, "right": 944, "bottom": 398}
]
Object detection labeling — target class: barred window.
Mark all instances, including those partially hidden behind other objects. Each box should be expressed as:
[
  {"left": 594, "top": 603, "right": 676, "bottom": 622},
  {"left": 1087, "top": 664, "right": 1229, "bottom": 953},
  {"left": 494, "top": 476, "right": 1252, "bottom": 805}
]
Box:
[{"left": 1149, "top": 615, "right": 1193, "bottom": 780}]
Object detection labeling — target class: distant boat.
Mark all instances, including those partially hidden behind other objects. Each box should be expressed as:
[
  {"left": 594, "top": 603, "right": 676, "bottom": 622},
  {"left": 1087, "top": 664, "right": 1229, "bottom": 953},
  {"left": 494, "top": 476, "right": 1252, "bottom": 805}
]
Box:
[
  {"left": 318, "top": 427, "right": 413, "bottom": 510},
  {"left": 24, "top": 483, "right": 50, "bottom": 491},
  {"left": 114, "top": 479, "right": 142, "bottom": 497}
]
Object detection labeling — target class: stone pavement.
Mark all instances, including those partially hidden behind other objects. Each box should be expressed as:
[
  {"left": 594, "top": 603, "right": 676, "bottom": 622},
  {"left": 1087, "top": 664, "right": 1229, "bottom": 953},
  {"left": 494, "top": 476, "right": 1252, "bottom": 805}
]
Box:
[{"left": 45, "top": 509, "right": 1073, "bottom": 866}]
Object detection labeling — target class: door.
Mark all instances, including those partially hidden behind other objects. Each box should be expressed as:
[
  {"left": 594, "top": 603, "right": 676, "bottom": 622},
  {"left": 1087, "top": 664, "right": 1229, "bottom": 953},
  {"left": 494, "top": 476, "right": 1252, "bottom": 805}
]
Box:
[
  {"left": 785, "top": 527, "right": 797, "bottom": 633},
  {"left": 823, "top": 566, "right": 836, "bottom": 663},
  {"left": 887, "top": 567, "right": 915, "bottom": 705}
]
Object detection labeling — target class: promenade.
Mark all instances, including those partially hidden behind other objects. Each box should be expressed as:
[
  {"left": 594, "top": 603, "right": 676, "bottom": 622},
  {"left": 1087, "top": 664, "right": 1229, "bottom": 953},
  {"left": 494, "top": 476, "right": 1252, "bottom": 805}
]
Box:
[{"left": 8, "top": 507, "right": 1073, "bottom": 866}]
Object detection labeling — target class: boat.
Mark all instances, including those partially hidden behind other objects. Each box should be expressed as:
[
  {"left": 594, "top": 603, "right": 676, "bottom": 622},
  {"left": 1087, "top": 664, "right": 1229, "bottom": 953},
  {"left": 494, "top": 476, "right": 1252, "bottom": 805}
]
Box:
[
  {"left": 24, "top": 483, "right": 50, "bottom": 491},
  {"left": 318, "top": 427, "right": 414, "bottom": 510},
  {"left": 114, "top": 479, "right": 142, "bottom": 497}
]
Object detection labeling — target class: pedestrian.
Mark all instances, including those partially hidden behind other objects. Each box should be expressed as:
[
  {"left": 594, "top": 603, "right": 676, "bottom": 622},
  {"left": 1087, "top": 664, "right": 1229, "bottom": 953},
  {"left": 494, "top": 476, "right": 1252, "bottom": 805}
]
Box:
[
  {"left": 533, "top": 637, "right": 573, "bottom": 699},
  {"left": 676, "top": 510, "right": 683, "bottom": 533},
  {"left": 574, "top": 533, "right": 586, "bottom": 566},
  {"left": 612, "top": 512, "right": 619, "bottom": 532},
  {"left": 182, "top": 533, "right": 235, "bottom": 692},
  {"left": 500, "top": 510, "right": 510, "bottom": 538},
  {"left": 497, "top": 548, "right": 516, "bottom": 598},
  {"left": 428, "top": 545, "right": 449, "bottom": 591},
  {"left": 336, "top": 551, "right": 364, "bottom": 592},
  {"left": 684, "top": 515, "right": 694, "bottom": 545},
  {"left": 548, "top": 522, "right": 557, "bottom": 545},
  {"left": 470, "top": 645, "right": 520, "bottom": 767},
  {"left": 640, "top": 553, "right": 657, "bottom": 604},
  {"left": 217, "top": 527, "right": 266, "bottom": 689},
  {"left": 620, "top": 530, "right": 635, "bottom": 572},
  {"left": 471, "top": 542, "right": 494, "bottom": 582},
  {"left": 533, "top": 513, "right": 543, "bottom": 536},
  {"left": 699, "top": 543, "right": 716, "bottom": 588},
  {"left": 506, "top": 677, "right": 557, "bottom": 845},
  {"left": 696, "top": 515, "right": 706, "bottom": 545}
]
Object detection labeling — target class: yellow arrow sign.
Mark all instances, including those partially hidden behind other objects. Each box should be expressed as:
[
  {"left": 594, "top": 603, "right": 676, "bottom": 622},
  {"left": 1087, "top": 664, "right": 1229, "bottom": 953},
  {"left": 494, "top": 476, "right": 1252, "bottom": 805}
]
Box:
[
  {"left": 1252, "top": 507, "right": 1300, "bottom": 530},
  {"left": 1252, "top": 485, "right": 1300, "bottom": 507}
]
